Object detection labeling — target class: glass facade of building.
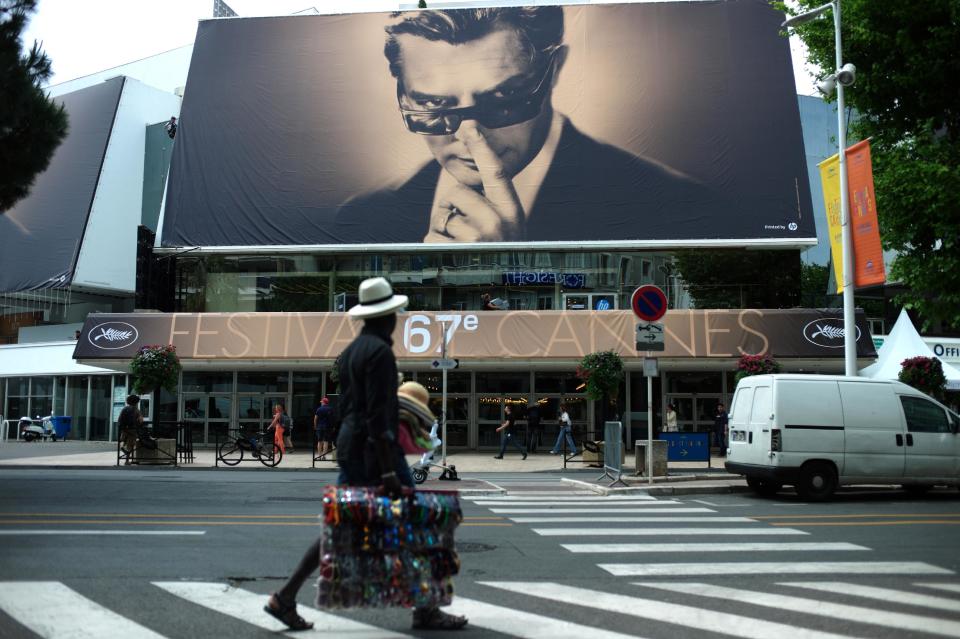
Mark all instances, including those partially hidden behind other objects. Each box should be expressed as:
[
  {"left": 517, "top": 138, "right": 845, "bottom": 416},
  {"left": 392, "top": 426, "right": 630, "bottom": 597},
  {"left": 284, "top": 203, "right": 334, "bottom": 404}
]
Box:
[{"left": 174, "top": 250, "right": 677, "bottom": 314}]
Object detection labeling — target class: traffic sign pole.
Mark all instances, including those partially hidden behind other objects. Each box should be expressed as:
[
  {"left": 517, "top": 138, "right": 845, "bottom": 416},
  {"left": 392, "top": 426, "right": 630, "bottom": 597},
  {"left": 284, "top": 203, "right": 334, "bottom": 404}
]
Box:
[
  {"left": 440, "top": 321, "right": 448, "bottom": 467},
  {"left": 630, "top": 285, "right": 666, "bottom": 484},
  {"left": 647, "top": 374, "right": 653, "bottom": 484}
]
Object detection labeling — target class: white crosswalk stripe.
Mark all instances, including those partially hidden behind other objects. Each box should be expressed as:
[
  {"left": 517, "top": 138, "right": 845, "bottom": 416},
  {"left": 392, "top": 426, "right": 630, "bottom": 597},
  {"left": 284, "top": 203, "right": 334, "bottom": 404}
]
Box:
[
  {"left": 0, "top": 581, "right": 168, "bottom": 639},
  {"left": 493, "top": 507, "right": 716, "bottom": 514},
  {"left": 512, "top": 516, "right": 753, "bottom": 523},
  {"left": 636, "top": 581, "right": 960, "bottom": 637},
  {"left": 474, "top": 500, "right": 666, "bottom": 506},
  {"left": 534, "top": 526, "right": 807, "bottom": 536},
  {"left": 918, "top": 583, "right": 960, "bottom": 595},
  {"left": 784, "top": 582, "right": 960, "bottom": 613},
  {"left": 445, "top": 597, "right": 644, "bottom": 639},
  {"left": 153, "top": 581, "right": 411, "bottom": 638},
  {"left": 562, "top": 542, "right": 868, "bottom": 553},
  {"left": 603, "top": 561, "right": 952, "bottom": 576},
  {"left": 467, "top": 494, "right": 656, "bottom": 501},
  {"left": 480, "top": 581, "right": 862, "bottom": 639}
]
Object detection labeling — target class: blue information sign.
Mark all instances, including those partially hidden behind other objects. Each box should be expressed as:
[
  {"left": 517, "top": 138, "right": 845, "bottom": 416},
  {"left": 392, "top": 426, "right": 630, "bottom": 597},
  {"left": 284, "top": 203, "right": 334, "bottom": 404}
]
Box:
[{"left": 659, "top": 432, "right": 710, "bottom": 462}]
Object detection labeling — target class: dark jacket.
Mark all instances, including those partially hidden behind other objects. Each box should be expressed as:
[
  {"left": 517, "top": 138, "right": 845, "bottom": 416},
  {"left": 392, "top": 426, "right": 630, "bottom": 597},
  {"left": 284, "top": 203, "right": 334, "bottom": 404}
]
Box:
[
  {"left": 118, "top": 405, "right": 141, "bottom": 430},
  {"left": 335, "top": 324, "right": 399, "bottom": 468},
  {"left": 332, "top": 120, "right": 716, "bottom": 243}
]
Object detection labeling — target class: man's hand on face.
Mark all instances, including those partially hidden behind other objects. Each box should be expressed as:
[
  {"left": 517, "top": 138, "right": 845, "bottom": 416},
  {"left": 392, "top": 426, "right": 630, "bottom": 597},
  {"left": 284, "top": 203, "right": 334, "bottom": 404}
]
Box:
[{"left": 424, "top": 125, "right": 525, "bottom": 243}]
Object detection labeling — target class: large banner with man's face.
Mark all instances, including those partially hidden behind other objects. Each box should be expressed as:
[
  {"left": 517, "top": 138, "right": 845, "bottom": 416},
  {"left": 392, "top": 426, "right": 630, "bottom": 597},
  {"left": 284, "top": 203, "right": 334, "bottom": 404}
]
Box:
[{"left": 162, "top": 1, "right": 814, "bottom": 248}]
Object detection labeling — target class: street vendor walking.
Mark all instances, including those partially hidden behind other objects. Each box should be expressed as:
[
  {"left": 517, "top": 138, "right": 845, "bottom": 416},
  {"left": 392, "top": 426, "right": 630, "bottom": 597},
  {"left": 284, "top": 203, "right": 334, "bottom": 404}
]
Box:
[{"left": 263, "top": 277, "right": 467, "bottom": 631}]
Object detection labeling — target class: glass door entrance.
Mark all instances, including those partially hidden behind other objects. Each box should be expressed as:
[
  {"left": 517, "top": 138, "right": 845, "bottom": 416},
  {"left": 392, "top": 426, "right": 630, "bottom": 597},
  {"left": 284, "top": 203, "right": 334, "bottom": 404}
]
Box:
[
  {"left": 664, "top": 395, "right": 723, "bottom": 433},
  {"left": 182, "top": 394, "right": 232, "bottom": 444}
]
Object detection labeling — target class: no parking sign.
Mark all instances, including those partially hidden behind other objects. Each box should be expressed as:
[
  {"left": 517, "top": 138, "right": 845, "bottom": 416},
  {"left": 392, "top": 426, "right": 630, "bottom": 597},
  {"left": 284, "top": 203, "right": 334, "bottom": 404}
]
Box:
[{"left": 631, "top": 285, "right": 667, "bottom": 322}]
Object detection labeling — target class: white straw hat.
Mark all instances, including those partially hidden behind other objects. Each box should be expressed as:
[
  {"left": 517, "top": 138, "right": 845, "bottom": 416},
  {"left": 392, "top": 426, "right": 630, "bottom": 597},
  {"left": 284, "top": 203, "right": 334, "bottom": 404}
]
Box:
[{"left": 347, "top": 277, "right": 408, "bottom": 319}]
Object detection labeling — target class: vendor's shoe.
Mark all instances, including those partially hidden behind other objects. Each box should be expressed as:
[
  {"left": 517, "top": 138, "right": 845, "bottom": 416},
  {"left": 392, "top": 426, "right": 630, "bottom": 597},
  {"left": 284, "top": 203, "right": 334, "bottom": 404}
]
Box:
[
  {"left": 412, "top": 607, "right": 468, "bottom": 630},
  {"left": 264, "top": 593, "right": 313, "bottom": 631},
  {"left": 493, "top": 455, "right": 503, "bottom": 459}
]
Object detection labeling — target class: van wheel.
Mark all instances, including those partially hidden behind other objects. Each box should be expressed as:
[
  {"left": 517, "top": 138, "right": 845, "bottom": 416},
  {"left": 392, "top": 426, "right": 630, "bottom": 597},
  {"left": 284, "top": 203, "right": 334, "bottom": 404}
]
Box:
[
  {"left": 796, "top": 462, "right": 837, "bottom": 502},
  {"left": 902, "top": 484, "right": 931, "bottom": 496},
  {"left": 747, "top": 476, "right": 783, "bottom": 497}
]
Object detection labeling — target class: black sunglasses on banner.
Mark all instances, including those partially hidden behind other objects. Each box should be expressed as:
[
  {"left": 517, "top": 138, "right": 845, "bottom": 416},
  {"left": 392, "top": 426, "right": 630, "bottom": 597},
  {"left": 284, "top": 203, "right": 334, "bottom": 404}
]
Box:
[{"left": 397, "top": 55, "right": 558, "bottom": 136}]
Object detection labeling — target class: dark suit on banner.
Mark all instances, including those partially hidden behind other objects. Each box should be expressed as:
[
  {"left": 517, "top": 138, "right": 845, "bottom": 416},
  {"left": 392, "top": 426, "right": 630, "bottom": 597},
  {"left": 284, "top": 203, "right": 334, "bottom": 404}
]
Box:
[{"left": 333, "top": 121, "right": 712, "bottom": 244}]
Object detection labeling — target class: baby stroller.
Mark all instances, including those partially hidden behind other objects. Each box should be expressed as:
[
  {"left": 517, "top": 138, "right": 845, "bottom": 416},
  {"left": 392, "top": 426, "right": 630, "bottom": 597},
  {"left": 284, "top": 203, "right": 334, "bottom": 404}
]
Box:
[{"left": 410, "top": 420, "right": 459, "bottom": 483}]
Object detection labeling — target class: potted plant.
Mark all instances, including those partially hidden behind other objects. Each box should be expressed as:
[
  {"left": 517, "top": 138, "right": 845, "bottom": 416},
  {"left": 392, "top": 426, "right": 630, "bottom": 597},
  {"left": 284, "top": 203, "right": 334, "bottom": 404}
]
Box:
[
  {"left": 899, "top": 356, "right": 947, "bottom": 400},
  {"left": 734, "top": 353, "right": 781, "bottom": 384},
  {"left": 130, "top": 344, "right": 182, "bottom": 396},
  {"left": 576, "top": 350, "right": 625, "bottom": 440}
]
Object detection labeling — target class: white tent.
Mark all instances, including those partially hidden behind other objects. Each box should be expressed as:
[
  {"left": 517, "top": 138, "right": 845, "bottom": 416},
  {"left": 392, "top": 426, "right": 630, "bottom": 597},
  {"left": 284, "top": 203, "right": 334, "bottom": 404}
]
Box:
[{"left": 860, "top": 309, "right": 960, "bottom": 390}]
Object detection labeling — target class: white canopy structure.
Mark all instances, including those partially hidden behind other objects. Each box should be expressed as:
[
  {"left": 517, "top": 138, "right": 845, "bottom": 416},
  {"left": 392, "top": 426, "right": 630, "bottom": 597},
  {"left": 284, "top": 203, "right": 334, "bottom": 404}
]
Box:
[{"left": 860, "top": 309, "right": 960, "bottom": 390}]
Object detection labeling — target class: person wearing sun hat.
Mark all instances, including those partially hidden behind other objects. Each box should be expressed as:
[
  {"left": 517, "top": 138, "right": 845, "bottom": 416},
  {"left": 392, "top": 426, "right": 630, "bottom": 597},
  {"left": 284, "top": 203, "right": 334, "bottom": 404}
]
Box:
[
  {"left": 264, "top": 277, "right": 467, "bottom": 631},
  {"left": 397, "top": 381, "right": 437, "bottom": 454}
]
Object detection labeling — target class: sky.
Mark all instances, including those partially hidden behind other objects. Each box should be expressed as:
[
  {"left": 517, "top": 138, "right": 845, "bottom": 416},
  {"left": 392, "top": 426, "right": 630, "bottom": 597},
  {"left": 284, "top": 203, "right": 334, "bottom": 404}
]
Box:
[{"left": 22, "top": 0, "right": 821, "bottom": 95}]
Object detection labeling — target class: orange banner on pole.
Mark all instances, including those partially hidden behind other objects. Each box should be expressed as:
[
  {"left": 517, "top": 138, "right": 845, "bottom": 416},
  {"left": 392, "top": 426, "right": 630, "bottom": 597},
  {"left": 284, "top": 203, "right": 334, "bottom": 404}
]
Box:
[
  {"left": 845, "top": 140, "right": 885, "bottom": 288},
  {"left": 818, "top": 140, "right": 885, "bottom": 293}
]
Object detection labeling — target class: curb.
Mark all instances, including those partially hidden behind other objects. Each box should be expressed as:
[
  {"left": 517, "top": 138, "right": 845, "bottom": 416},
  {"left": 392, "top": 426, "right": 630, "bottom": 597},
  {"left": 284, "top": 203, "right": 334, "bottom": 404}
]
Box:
[{"left": 561, "top": 476, "right": 749, "bottom": 496}]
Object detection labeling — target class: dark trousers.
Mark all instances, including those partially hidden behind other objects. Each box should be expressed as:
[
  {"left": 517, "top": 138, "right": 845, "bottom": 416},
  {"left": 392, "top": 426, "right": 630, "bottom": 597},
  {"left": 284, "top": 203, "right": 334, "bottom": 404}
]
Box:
[
  {"left": 713, "top": 424, "right": 726, "bottom": 449},
  {"left": 498, "top": 431, "right": 526, "bottom": 457},
  {"left": 527, "top": 423, "right": 541, "bottom": 453}
]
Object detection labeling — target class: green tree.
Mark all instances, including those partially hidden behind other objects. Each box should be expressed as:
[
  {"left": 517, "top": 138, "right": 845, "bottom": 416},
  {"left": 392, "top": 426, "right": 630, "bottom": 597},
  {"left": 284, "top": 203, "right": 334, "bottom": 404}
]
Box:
[
  {"left": 0, "top": 0, "right": 69, "bottom": 213},
  {"left": 673, "top": 250, "right": 801, "bottom": 309},
  {"left": 799, "top": 262, "right": 838, "bottom": 308},
  {"left": 781, "top": 0, "right": 960, "bottom": 330}
]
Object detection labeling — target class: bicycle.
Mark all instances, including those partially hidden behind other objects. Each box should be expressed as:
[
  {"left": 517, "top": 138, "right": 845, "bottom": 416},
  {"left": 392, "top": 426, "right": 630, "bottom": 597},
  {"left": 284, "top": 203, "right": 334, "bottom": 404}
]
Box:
[{"left": 217, "top": 430, "right": 282, "bottom": 468}]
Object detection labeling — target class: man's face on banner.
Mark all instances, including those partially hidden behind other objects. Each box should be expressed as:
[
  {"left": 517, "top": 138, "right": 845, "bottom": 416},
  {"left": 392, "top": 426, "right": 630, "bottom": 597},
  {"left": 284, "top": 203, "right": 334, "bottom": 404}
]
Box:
[{"left": 395, "top": 28, "right": 557, "bottom": 188}]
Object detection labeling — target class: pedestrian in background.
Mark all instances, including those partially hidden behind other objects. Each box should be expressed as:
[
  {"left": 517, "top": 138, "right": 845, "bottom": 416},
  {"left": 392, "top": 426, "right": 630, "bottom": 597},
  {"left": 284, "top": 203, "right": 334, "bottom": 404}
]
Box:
[
  {"left": 714, "top": 403, "right": 729, "bottom": 456},
  {"left": 494, "top": 404, "right": 527, "bottom": 460},
  {"left": 526, "top": 399, "right": 542, "bottom": 453},
  {"left": 549, "top": 402, "right": 577, "bottom": 456},
  {"left": 282, "top": 407, "right": 294, "bottom": 452},
  {"left": 314, "top": 397, "right": 333, "bottom": 458},
  {"left": 118, "top": 394, "right": 143, "bottom": 465},
  {"left": 268, "top": 404, "right": 286, "bottom": 455},
  {"left": 664, "top": 403, "right": 678, "bottom": 432}
]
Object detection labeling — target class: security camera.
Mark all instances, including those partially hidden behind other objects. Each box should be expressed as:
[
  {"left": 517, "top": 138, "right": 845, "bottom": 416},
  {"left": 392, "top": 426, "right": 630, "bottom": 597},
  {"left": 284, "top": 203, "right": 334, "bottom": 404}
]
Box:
[
  {"left": 836, "top": 62, "right": 857, "bottom": 87},
  {"left": 816, "top": 74, "right": 837, "bottom": 97}
]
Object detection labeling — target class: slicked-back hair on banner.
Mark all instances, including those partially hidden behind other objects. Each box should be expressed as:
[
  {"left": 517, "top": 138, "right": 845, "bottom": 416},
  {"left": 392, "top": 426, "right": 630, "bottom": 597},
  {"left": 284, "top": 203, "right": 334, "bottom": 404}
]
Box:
[{"left": 384, "top": 7, "right": 564, "bottom": 79}]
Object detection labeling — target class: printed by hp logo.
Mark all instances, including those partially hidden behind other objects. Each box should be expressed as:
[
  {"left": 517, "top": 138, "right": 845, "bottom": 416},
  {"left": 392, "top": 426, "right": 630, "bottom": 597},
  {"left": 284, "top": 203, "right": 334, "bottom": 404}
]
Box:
[
  {"left": 788, "top": 222, "right": 798, "bottom": 231},
  {"left": 802, "top": 319, "right": 861, "bottom": 348},
  {"left": 87, "top": 322, "right": 139, "bottom": 350}
]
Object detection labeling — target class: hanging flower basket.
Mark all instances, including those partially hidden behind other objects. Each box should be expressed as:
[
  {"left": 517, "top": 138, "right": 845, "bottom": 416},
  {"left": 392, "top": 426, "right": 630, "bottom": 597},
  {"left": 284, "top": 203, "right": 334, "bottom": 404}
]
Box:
[
  {"left": 130, "top": 344, "right": 182, "bottom": 395},
  {"left": 576, "top": 351, "right": 625, "bottom": 401},
  {"left": 899, "top": 356, "right": 947, "bottom": 400},
  {"left": 734, "top": 354, "right": 781, "bottom": 384}
]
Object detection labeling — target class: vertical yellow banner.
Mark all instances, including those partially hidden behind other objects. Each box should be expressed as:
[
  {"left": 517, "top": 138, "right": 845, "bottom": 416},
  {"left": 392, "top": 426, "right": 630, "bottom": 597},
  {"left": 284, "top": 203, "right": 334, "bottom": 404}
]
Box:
[{"left": 818, "top": 153, "right": 844, "bottom": 293}]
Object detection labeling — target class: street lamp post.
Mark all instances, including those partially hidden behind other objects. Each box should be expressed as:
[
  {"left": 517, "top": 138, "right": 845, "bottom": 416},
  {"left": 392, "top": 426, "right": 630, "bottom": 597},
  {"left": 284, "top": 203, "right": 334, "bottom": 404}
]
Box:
[{"left": 783, "top": 1, "right": 858, "bottom": 376}]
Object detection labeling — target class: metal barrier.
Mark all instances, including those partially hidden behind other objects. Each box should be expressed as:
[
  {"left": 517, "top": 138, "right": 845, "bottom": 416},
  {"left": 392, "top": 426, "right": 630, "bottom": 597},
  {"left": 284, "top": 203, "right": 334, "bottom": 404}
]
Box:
[
  {"left": 597, "top": 421, "right": 627, "bottom": 487},
  {"left": 176, "top": 422, "right": 195, "bottom": 464},
  {"left": 117, "top": 421, "right": 177, "bottom": 467}
]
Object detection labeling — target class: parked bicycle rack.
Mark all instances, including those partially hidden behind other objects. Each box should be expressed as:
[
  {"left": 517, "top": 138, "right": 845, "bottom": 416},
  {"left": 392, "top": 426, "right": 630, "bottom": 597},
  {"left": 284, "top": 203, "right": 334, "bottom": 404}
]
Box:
[{"left": 215, "top": 428, "right": 282, "bottom": 468}]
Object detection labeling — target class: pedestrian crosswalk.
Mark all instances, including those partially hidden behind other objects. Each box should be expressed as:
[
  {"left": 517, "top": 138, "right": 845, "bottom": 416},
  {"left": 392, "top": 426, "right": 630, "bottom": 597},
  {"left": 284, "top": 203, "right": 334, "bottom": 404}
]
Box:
[
  {"left": 457, "top": 490, "right": 960, "bottom": 638},
  {"left": 1, "top": 491, "right": 959, "bottom": 638},
  {"left": 2, "top": 577, "right": 958, "bottom": 639}
]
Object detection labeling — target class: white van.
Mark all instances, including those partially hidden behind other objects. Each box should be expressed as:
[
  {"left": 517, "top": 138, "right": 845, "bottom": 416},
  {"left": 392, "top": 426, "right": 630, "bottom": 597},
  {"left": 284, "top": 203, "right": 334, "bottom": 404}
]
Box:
[{"left": 724, "top": 374, "right": 960, "bottom": 501}]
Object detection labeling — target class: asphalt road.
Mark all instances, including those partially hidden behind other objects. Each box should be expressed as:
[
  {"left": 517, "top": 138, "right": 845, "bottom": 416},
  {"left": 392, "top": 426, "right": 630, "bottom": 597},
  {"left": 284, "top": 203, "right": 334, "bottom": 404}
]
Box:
[{"left": 0, "top": 468, "right": 958, "bottom": 638}]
